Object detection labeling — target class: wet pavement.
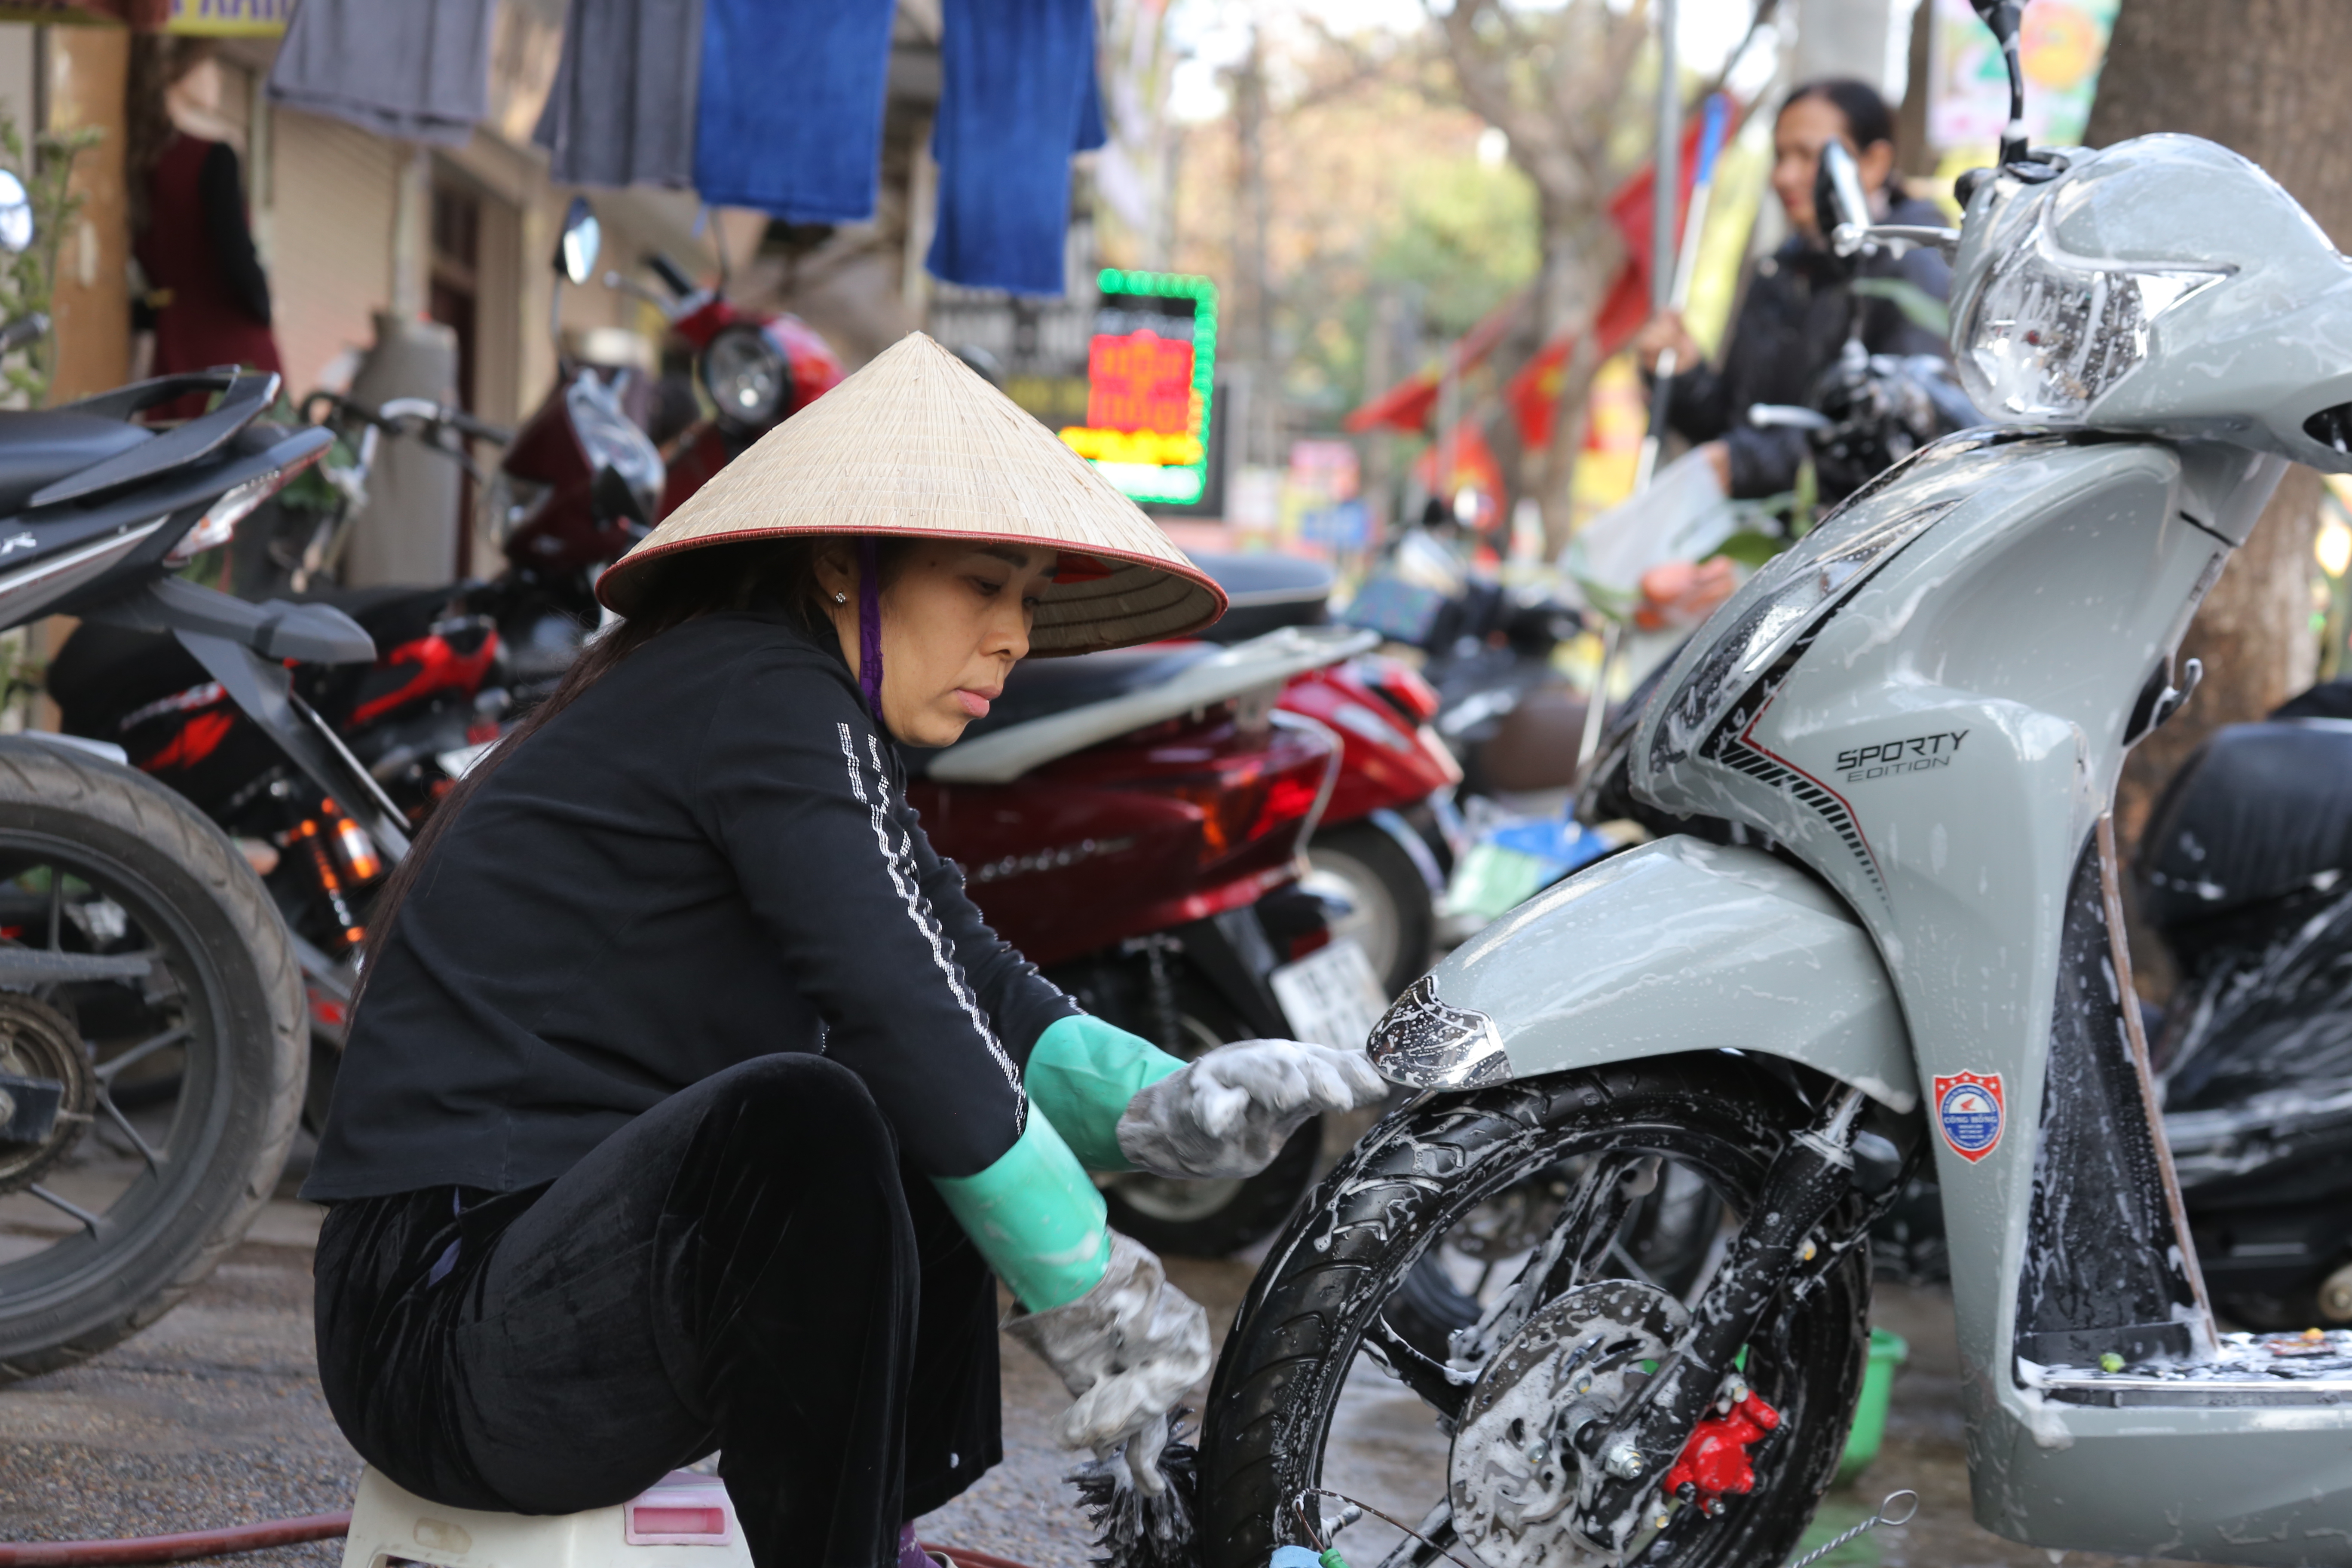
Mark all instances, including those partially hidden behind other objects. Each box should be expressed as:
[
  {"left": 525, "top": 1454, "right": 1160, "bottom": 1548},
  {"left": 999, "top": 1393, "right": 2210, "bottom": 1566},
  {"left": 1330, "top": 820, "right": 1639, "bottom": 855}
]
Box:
[{"left": 0, "top": 1145, "right": 2213, "bottom": 1568}]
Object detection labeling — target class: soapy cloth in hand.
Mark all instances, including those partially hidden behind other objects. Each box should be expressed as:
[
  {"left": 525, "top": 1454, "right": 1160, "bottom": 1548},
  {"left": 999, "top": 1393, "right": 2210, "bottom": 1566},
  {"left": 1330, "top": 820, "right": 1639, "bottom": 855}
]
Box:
[
  {"left": 1117, "top": 1038, "right": 1387, "bottom": 1181},
  {"left": 533, "top": 0, "right": 704, "bottom": 190},
  {"left": 926, "top": 0, "right": 1107, "bottom": 294},
  {"left": 1001, "top": 1232, "right": 1211, "bottom": 1492},
  {"left": 267, "top": 0, "right": 494, "bottom": 146},
  {"left": 694, "top": 0, "right": 895, "bottom": 221}
]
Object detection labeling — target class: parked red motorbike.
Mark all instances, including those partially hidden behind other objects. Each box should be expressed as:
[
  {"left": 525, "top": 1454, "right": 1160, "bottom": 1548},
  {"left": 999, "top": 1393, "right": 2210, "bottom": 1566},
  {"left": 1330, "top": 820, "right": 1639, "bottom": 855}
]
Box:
[
  {"left": 912, "top": 624, "right": 1381, "bottom": 1256},
  {"left": 1189, "top": 551, "right": 1463, "bottom": 995},
  {"left": 602, "top": 251, "right": 843, "bottom": 519}
]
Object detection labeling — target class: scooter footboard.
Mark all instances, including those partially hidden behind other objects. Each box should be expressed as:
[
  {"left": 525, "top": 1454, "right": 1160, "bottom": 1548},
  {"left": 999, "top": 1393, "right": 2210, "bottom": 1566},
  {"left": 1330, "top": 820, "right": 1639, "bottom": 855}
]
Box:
[{"left": 1369, "top": 835, "right": 1917, "bottom": 1112}]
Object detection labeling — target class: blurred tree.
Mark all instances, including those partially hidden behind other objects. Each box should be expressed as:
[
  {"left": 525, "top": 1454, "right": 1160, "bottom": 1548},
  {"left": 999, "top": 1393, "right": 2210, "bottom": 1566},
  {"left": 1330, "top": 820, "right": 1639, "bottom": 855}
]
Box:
[
  {"left": 2087, "top": 0, "right": 2352, "bottom": 897},
  {"left": 1168, "top": 26, "right": 1537, "bottom": 457},
  {"left": 1421, "top": 0, "right": 1660, "bottom": 542}
]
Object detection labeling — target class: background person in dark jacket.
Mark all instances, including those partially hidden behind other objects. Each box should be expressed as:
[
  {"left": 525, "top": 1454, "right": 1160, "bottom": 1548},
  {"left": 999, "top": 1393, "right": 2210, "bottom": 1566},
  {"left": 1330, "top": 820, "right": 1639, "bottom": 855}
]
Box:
[{"left": 1633, "top": 78, "right": 1952, "bottom": 500}]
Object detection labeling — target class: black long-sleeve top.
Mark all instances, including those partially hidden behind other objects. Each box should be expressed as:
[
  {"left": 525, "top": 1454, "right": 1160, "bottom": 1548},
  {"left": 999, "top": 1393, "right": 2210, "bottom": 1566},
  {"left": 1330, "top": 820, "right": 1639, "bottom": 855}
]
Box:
[
  {"left": 1660, "top": 193, "right": 1954, "bottom": 499},
  {"left": 302, "top": 612, "right": 1078, "bottom": 1201}
]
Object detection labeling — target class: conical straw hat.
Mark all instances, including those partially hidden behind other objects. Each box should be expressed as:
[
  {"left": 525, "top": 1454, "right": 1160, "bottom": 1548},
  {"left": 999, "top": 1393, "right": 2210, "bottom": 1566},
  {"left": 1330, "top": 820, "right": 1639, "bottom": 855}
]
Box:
[{"left": 596, "top": 331, "right": 1228, "bottom": 654}]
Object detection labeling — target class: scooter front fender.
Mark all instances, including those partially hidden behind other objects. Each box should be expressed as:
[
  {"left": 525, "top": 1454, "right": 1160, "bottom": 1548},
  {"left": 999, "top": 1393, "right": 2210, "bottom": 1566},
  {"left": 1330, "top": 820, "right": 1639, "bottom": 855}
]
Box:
[{"left": 1369, "top": 835, "right": 1917, "bottom": 1112}]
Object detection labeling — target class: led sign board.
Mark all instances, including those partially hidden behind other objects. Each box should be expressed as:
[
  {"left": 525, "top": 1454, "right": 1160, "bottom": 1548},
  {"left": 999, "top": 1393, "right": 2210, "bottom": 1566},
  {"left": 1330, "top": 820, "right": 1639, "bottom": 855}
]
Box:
[{"left": 1059, "top": 269, "right": 1216, "bottom": 506}]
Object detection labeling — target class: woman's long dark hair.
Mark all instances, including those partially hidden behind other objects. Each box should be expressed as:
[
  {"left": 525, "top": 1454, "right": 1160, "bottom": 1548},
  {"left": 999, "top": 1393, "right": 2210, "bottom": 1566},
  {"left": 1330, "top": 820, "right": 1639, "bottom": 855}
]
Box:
[{"left": 350, "top": 535, "right": 906, "bottom": 1010}]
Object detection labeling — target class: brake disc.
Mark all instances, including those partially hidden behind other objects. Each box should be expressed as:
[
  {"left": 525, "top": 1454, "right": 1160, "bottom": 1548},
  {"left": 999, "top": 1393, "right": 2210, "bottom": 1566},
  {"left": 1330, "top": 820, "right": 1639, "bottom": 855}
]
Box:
[
  {"left": 1448, "top": 1278, "right": 1687, "bottom": 1568},
  {"left": 0, "top": 991, "right": 92, "bottom": 1194}
]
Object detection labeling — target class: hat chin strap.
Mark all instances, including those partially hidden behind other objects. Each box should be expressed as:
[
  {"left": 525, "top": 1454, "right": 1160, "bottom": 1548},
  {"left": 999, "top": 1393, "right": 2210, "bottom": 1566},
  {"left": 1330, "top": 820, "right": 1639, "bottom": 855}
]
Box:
[{"left": 858, "top": 537, "right": 885, "bottom": 722}]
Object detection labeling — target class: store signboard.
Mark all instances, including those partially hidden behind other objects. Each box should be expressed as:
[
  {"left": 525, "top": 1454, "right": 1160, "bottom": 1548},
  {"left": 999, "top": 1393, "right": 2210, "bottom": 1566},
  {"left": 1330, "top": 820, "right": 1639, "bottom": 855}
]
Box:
[
  {"left": 164, "top": 0, "right": 292, "bottom": 33},
  {"left": 1059, "top": 269, "right": 1216, "bottom": 507}
]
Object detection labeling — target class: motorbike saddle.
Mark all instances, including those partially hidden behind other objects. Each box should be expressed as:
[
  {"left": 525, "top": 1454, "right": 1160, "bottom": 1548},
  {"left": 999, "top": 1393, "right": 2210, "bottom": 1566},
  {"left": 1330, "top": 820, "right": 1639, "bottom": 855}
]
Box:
[
  {"left": 1192, "top": 551, "right": 1333, "bottom": 644},
  {"left": 0, "top": 410, "right": 150, "bottom": 518},
  {"left": 2137, "top": 719, "right": 2352, "bottom": 938}
]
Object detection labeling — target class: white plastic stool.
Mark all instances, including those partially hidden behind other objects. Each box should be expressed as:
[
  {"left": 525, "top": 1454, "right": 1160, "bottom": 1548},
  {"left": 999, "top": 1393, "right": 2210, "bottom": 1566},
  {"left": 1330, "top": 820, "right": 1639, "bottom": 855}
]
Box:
[{"left": 341, "top": 1466, "right": 755, "bottom": 1568}]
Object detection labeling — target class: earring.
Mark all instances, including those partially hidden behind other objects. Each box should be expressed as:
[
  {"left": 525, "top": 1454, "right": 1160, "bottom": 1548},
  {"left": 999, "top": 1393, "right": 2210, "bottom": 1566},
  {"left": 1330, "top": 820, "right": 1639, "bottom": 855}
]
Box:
[{"left": 833, "top": 591, "right": 847, "bottom": 604}]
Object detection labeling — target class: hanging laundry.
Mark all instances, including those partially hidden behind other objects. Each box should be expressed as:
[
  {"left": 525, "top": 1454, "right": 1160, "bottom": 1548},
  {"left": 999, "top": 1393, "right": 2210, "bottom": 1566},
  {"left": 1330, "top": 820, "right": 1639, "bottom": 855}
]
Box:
[
  {"left": 926, "top": 0, "right": 1106, "bottom": 296},
  {"left": 692, "top": 0, "right": 895, "bottom": 223},
  {"left": 266, "top": 0, "right": 495, "bottom": 147},
  {"left": 534, "top": 0, "right": 704, "bottom": 190}
]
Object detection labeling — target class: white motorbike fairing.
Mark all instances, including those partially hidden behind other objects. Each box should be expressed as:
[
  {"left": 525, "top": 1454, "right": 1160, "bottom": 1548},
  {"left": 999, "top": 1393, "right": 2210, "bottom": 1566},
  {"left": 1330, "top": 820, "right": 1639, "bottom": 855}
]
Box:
[{"left": 1368, "top": 835, "right": 1918, "bottom": 1112}]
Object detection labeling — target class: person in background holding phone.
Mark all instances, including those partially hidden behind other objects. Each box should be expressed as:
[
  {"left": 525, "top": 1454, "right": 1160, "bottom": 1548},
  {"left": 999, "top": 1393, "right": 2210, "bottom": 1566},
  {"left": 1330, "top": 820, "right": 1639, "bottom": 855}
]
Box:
[{"left": 1632, "top": 78, "right": 1953, "bottom": 501}]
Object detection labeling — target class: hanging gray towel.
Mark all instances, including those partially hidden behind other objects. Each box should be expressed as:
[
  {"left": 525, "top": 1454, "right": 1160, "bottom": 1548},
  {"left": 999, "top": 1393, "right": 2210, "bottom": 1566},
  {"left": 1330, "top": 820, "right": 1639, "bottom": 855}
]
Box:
[
  {"left": 268, "top": 0, "right": 496, "bottom": 147},
  {"left": 533, "top": 0, "right": 703, "bottom": 189}
]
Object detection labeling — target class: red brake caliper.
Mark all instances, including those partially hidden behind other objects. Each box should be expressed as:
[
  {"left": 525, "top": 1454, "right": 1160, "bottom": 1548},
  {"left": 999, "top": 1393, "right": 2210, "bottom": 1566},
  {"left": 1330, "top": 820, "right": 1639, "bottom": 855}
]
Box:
[{"left": 1660, "top": 1386, "right": 1781, "bottom": 1516}]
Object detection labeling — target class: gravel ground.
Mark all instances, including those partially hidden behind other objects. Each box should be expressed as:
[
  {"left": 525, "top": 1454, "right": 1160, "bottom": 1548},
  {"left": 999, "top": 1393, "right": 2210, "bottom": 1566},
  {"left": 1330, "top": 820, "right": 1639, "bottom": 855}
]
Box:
[{"left": 0, "top": 1141, "right": 2223, "bottom": 1568}]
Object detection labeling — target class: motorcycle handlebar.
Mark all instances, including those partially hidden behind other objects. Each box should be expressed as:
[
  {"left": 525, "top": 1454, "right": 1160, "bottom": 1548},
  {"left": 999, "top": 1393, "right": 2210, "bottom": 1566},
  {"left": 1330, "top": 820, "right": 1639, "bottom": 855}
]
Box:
[
  {"left": 646, "top": 252, "right": 699, "bottom": 299},
  {"left": 302, "top": 391, "right": 513, "bottom": 447}
]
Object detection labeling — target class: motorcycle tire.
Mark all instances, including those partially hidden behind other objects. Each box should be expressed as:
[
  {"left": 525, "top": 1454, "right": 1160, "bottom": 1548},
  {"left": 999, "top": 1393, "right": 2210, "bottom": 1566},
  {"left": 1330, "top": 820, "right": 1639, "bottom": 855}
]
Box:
[
  {"left": 1305, "top": 822, "right": 1436, "bottom": 999},
  {"left": 1200, "top": 1054, "right": 1869, "bottom": 1568},
  {"left": 0, "top": 739, "right": 306, "bottom": 1384},
  {"left": 1098, "top": 973, "right": 1321, "bottom": 1259}
]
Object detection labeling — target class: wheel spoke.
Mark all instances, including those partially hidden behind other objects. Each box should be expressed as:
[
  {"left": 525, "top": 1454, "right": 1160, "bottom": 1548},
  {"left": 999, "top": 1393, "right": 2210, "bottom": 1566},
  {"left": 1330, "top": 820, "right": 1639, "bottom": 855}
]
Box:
[
  {"left": 30, "top": 1183, "right": 101, "bottom": 1234},
  {"left": 46, "top": 863, "right": 61, "bottom": 950},
  {"left": 93, "top": 1023, "right": 188, "bottom": 1082},
  {"left": 96, "top": 1090, "right": 163, "bottom": 1172}
]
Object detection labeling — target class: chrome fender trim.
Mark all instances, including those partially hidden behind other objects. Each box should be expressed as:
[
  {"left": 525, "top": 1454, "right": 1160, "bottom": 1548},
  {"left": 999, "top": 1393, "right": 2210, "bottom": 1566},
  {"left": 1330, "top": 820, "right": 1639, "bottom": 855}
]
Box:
[{"left": 1369, "top": 835, "right": 1917, "bottom": 1111}]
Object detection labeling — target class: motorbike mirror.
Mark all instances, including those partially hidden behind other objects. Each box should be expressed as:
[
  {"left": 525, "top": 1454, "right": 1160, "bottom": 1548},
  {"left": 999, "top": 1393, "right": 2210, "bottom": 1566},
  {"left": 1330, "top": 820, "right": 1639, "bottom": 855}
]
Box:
[
  {"left": 1816, "top": 141, "right": 1876, "bottom": 259},
  {"left": 556, "top": 196, "right": 601, "bottom": 286},
  {"left": 0, "top": 170, "right": 32, "bottom": 253},
  {"left": 1971, "top": 0, "right": 2030, "bottom": 168}
]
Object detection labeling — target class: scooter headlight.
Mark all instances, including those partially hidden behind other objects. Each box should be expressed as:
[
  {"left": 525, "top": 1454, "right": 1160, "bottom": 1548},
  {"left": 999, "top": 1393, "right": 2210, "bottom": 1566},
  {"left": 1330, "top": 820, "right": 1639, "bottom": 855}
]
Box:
[
  {"left": 1954, "top": 202, "right": 2225, "bottom": 424},
  {"left": 701, "top": 324, "right": 789, "bottom": 431}
]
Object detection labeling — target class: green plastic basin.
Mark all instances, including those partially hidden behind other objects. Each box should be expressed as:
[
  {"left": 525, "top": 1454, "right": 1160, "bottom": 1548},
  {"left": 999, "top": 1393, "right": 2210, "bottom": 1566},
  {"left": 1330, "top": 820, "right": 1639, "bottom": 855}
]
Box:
[{"left": 1834, "top": 1326, "right": 1909, "bottom": 1485}]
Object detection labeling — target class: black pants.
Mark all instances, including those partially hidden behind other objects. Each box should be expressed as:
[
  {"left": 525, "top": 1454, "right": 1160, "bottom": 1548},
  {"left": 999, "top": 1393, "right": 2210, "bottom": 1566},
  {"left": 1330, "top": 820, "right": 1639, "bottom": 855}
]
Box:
[{"left": 313, "top": 1055, "right": 1001, "bottom": 1568}]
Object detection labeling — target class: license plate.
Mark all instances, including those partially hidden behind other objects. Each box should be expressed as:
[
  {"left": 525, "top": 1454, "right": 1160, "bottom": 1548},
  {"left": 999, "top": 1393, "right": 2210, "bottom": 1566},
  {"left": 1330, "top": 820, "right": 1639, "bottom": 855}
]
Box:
[{"left": 1270, "top": 938, "right": 1389, "bottom": 1050}]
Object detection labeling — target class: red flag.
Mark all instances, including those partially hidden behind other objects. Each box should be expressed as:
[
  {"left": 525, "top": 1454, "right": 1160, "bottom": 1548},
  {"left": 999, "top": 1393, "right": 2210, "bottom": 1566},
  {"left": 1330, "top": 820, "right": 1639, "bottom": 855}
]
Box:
[{"left": 1343, "top": 291, "right": 1531, "bottom": 434}]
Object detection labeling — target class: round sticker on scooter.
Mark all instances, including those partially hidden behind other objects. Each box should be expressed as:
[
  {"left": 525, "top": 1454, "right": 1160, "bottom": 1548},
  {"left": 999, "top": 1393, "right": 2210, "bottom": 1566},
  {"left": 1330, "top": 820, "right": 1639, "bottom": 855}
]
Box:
[{"left": 1933, "top": 1072, "right": 2005, "bottom": 1164}]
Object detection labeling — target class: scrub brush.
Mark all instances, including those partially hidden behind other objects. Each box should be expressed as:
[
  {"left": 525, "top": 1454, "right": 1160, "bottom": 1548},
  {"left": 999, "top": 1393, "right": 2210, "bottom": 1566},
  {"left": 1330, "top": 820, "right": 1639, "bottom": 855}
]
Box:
[{"left": 1069, "top": 1410, "right": 1201, "bottom": 1568}]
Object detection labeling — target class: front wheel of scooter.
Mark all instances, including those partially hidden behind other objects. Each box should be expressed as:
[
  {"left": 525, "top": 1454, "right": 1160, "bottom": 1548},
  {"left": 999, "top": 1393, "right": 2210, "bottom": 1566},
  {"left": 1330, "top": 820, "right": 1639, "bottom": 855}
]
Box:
[{"left": 1199, "top": 1054, "right": 1870, "bottom": 1568}]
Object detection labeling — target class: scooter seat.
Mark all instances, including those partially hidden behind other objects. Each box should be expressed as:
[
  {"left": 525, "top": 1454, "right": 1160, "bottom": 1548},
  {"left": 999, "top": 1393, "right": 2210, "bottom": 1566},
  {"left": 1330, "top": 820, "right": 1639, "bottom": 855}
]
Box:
[
  {"left": 342, "top": 1464, "right": 753, "bottom": 1568},
  {"left": 1193, "top": 551, "right": 1333, "bottom": 644},
  {"left": 294, "top": 584, "right": 466, "bottom": 649},
  {"left": 2137, "top": 719, "right": 2352, "bottom": 933},
  {"left": 0, "top": 410, "right": 150, "bottom": 517}
]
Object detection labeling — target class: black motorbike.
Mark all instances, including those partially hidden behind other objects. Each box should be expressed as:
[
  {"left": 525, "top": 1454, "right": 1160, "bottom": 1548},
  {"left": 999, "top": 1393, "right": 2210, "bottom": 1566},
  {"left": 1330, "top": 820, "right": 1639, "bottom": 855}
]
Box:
[
  {"left": 0, "top": 350, "right": 406, "bottom": 1381},
  {"left": 2130, "top": 704, "right": 2352, "bottom": 1329}
]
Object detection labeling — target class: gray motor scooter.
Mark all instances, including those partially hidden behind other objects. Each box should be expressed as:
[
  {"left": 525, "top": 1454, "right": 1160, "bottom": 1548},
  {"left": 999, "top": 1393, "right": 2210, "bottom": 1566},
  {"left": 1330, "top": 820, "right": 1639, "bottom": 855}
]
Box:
[{"left": 1200, "top": 3, "right": 2352, "bottom": 1563}]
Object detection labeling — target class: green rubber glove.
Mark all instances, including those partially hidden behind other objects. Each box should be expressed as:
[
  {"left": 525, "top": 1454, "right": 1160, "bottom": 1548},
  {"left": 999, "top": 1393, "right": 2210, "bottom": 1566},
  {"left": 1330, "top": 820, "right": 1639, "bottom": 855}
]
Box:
[
  {"left": 931, "top": 1111, "right": 1112, "bottom": 1312},
  {"left": 1024, "top": 1013, "right": 1187, "bottom": 1172}
]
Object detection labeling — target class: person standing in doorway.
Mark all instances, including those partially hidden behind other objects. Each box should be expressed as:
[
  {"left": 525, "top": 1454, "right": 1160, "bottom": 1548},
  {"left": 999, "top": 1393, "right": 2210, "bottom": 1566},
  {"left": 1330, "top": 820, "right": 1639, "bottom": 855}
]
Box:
[{"left": 127, "top": 37, "right": 281, "bottom": 405}]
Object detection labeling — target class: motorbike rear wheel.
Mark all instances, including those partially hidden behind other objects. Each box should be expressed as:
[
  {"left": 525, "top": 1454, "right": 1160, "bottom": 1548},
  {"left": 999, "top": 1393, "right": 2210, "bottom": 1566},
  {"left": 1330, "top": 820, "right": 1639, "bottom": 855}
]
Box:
[
  {"left": 1096, "top": 971, "right": 1322, "bottom": 1259},
  {"left": 1305, "top": 822, "right": 1436, "bottom": 998},
  {"left": 1200, "top": 1054, "right": 1869, "bottom": 1568},
  {"left": 0, "top": 740, "right": 306, "bottom": 1383}
]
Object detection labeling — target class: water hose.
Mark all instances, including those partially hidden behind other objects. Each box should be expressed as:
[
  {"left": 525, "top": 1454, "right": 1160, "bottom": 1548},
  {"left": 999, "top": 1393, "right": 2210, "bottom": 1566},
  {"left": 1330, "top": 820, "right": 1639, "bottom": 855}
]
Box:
[
  {"left": 0, "top": 1514, "right": 352, "bottom": 1566},
  {"left": 0, "top": 1517, "right": 1039, "bottom": 1568}
]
